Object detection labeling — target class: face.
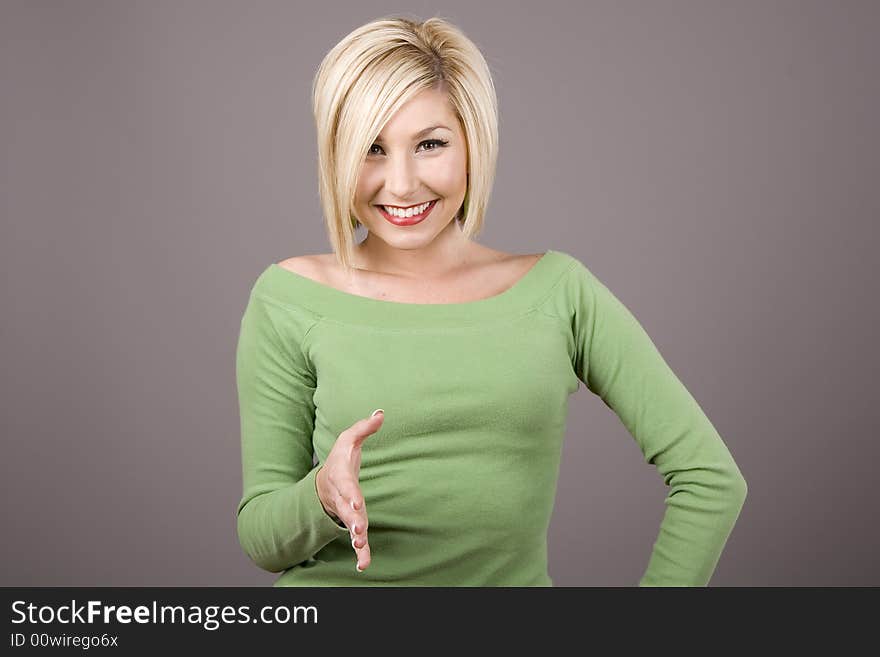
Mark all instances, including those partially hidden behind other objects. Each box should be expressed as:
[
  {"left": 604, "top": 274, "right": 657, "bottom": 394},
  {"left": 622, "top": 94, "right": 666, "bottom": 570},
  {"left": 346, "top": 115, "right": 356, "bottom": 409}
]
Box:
[{"left": 352, "top": 86, "right": 469, "bottom": 251}]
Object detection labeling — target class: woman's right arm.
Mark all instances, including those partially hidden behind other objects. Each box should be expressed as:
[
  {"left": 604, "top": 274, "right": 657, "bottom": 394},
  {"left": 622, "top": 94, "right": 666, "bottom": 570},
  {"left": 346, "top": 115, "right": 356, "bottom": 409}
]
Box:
[{"left": 234, "top": 292, "right": 350, "bottom": 573}]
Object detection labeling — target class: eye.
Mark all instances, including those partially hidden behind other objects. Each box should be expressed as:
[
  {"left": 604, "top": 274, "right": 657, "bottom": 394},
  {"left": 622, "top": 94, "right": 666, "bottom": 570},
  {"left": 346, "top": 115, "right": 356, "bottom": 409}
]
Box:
[
  {"left": 367, "top": 139, "right": 449, "bottom": 157},
  {"left": 419, "top": 138, "right": 449, "bottom": 152}
]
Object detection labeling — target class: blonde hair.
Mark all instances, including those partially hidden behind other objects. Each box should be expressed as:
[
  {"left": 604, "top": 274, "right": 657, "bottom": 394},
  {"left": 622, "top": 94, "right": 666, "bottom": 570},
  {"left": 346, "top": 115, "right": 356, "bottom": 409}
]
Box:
[{"left": 311, "top": 15, "right": 499, "bottom": 272}]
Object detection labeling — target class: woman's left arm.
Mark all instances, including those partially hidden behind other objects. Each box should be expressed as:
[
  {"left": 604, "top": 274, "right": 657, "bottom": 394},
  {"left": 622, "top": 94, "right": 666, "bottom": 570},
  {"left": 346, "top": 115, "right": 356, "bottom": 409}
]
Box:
[{"left": 569, "top": 260, "right": 748, "bottom": 586}]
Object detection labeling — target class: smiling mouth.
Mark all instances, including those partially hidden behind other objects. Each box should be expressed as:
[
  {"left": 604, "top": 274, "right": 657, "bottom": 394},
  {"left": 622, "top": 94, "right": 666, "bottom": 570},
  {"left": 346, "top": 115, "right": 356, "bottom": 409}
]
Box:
[{"left": 375, "top": 199, "right": 439, "bottom": 226}]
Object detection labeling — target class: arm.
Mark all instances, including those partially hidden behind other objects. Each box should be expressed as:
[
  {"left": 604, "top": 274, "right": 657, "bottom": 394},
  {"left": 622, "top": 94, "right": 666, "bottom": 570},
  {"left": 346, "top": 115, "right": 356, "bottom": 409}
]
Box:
[
  {"left": 570, "top": 262, "right": 747, "bottom": 586},
  {"left": 235, "top": 292, "right": 350, "bottom": 573}
]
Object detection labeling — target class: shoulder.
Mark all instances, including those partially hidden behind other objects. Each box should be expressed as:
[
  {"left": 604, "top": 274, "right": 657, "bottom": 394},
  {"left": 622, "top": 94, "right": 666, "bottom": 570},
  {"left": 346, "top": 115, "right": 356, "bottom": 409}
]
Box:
[
  {"left": 501, "top": 250, "right": 566, "bottom": 284},
  {"left": 502, "top": 251, "right": 545, "bottom": 284},
  {"left": 245, "top": 255, "right": 327, "bottom": 333},
  {"left": 276, "top": 249, "right": 548, "bottom": 286},
  {"left": 276, "top": 254, "right": 331, "bottom": 284},
  {"left": 474, "top": 246, "right": 544, "bottom": 272},
  {"left": 518, "top": 251, "right": 546, "bottom": 267},
  {"left": 540, "top": 249, "right": 577, "bottom": 266}
]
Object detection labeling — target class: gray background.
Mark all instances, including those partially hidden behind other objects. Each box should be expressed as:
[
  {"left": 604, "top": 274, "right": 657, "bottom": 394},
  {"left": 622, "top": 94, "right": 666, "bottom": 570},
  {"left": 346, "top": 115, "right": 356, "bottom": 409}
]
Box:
[{"left": 2, "top": 0, "right": 877, "bottom": 586}]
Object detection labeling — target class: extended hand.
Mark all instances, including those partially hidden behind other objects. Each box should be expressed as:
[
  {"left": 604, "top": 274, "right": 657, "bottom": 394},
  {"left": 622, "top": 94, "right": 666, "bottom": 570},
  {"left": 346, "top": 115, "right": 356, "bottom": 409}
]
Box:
[{"left": 315, "top": 409, "right": 385, "bottom": 571}]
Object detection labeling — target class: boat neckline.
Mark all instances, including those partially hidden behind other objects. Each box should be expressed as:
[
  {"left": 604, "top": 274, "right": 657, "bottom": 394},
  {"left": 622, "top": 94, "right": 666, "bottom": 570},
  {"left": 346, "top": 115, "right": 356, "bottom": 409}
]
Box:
[
  {"left": 267, "top": 249, "right": 556, "bottom": 309},
  {"left": 255, "top": 249, "right": 573, "bottom": 326}
]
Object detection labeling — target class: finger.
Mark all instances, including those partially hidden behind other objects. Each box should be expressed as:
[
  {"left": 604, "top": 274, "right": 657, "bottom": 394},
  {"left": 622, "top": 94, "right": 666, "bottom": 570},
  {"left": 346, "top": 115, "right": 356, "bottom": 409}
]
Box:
[
  {"left": 354, "top": 531, "right": 372, "bottom": 572},
  {"left": 348, "top": 499, "right": 369, "bottom": 548},
  {"left": 343, "top": 409, "right": 384, "bottom": 451},
  {"left": 333, "top": 490, "right": 369, "bottom": 541},
  {"left": 345, "top": 496, "right": 371, "bottom": 571},
  {"left": 337, "top": 482, "right": 366, "bottom": 528}
]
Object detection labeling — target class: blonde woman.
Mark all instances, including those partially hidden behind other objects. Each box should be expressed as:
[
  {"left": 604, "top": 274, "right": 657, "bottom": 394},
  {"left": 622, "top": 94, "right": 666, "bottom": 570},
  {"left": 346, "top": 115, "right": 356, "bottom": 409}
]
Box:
[{"left": 235, "top": 15, "right": 747, "bottom": 586}]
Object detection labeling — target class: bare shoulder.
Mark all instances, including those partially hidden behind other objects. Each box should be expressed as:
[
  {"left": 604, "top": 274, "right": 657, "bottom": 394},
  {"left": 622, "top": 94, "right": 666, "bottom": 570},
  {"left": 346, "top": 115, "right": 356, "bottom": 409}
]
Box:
[
  {"left": 276, "top": 249, "right": 543, "bottom": 299},
  {"left": 519, "top": 251, "right": 546, "bottom": 265},
  {"left": 507, "top": 251, "right": 545, "bottom": 284},
  {"left": 470, "top": 247, "right": 545, "bottom": 295},
  {"left": 276, "top": 254, "right": 331, "bottom": 284},
  {"left": 491, "top": 249, "right": 545, "bottom": 273}
]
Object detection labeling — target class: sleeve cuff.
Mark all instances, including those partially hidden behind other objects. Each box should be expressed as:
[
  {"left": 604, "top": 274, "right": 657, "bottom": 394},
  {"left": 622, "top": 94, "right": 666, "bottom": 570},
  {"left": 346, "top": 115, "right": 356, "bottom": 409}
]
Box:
[{"left": 306, "top": 465, "right": 351, "bottom": 534}]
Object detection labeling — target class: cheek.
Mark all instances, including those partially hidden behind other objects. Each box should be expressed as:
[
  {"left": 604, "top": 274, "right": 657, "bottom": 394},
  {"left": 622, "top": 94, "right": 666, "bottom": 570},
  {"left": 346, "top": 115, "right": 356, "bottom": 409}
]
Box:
[
  {"left": 355, "top": 169, "right": 379, "bottom": 203},
  {"left": 432, "top": 161, "right": 468, "bottom": 195}
]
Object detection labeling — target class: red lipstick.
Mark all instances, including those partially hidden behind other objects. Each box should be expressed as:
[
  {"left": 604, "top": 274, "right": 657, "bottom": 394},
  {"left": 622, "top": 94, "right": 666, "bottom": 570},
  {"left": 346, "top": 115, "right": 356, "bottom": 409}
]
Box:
[{"left": 376, "top": 200, "right": 438, "bottom": 226}]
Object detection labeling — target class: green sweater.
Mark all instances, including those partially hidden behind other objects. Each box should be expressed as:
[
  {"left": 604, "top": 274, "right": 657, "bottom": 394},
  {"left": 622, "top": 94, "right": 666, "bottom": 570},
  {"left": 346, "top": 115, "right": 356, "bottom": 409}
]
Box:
[{"left": 235, "top": 249, "right": 747, "bottom": 586}]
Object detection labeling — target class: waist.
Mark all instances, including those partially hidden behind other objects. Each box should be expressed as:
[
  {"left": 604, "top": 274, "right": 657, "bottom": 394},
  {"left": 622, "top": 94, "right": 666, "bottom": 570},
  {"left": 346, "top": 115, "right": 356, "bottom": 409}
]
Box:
[{"left": 274, "top": 531, "right": 550, "bottom": 587}]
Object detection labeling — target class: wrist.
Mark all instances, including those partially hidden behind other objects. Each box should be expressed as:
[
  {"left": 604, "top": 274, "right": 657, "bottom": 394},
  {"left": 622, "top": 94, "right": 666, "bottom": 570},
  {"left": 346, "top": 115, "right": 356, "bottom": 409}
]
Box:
[{"left": 315, "top": 465, "right": 346, "bottom": 527}]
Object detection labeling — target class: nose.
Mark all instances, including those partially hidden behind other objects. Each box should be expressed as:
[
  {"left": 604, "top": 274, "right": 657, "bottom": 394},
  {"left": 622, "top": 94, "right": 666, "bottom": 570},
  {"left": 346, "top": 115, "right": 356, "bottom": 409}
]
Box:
[{"left": 383, "top": 152, "right": 421, "bottom": 202}]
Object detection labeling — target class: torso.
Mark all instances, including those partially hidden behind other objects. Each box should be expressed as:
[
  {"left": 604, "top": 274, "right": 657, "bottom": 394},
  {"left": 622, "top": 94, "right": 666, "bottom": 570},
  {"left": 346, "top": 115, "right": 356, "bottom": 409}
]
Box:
[{"left": 277, "top": 247, "right": 544, "bottom": 304}]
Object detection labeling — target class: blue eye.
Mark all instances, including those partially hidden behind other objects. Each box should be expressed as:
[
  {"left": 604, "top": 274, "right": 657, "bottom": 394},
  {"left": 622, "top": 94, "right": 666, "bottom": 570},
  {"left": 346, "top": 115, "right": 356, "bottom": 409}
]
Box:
[{"left": 368, "top": 139, "right": 449, "bottom": 156}]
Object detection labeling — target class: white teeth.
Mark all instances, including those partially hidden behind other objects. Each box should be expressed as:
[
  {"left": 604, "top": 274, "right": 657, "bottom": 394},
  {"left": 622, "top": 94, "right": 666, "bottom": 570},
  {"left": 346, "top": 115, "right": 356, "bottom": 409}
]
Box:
[{"left": 382, "top": 200, "right": 433, "bottom": 217}]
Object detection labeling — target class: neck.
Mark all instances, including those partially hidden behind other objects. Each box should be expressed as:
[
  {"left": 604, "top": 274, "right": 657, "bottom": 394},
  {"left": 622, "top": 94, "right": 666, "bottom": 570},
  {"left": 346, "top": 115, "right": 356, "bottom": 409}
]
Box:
[{"left": 354, "top": 219, "right": 479, "bottom": 280}]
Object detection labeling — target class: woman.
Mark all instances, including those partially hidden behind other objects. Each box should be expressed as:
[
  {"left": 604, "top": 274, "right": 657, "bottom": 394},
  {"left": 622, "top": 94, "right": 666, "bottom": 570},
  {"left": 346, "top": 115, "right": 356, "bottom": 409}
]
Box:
[{"left": 235, "top": 15, "right": 748, "bottom": 586}]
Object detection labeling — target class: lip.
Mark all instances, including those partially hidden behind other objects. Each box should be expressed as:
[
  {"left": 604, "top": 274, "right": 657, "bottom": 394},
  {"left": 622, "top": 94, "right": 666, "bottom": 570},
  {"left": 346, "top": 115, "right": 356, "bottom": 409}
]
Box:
[{"left": 376, "top": 199, "right": 438, "bottom": 226}]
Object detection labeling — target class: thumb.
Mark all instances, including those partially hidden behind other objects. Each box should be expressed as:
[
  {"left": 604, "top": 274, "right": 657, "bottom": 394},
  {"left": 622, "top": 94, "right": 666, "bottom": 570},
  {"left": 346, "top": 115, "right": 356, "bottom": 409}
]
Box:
[{"left": 349, "top": 408, "right": 384, "bottom": 450}]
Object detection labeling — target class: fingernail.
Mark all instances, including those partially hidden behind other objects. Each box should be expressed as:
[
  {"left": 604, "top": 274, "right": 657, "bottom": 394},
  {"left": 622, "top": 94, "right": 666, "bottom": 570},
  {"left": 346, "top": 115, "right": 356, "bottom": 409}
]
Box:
[
  {"left": 350, "top": 500, "right": 357, "bottom": 511},
  {"left": 371, "top": 408, "right": 384, "bottom": 417},
  {"left": 356, "top": 564, "right": 364, "bottom": 572}
]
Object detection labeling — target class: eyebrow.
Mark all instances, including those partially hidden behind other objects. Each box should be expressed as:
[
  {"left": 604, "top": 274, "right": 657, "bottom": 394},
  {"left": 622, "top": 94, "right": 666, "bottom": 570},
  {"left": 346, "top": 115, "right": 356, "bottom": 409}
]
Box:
[{"left": 374, "top": 124, "right": 451, "bottom": 142}]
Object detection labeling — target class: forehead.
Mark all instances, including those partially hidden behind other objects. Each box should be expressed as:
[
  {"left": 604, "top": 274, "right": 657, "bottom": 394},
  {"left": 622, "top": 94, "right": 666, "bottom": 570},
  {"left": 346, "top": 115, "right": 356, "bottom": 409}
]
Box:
[{"left": 377, "top": 87, "right": 459, "bottom": 138}]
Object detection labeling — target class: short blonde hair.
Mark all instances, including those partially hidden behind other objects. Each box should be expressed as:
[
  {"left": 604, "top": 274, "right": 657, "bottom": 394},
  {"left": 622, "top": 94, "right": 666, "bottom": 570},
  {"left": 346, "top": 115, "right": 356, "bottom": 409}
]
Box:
[{"left": 311, "top": 15, "right": 499, "bottom": 272}]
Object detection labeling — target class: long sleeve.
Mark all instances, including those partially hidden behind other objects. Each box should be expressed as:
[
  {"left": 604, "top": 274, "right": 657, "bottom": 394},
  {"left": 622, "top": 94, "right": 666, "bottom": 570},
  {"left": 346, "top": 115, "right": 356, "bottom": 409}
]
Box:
[
  {"left": 235, "top": 291, "right": 350, "bottom": 573},
  {"left": 570, "top": 261, "right": 748, "bottom": 586}
]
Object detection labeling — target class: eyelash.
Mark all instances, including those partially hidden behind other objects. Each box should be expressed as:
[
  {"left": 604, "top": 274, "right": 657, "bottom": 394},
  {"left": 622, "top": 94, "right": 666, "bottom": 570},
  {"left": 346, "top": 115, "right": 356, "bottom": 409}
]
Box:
[{"left": 368, "top": 139, "right": 449, "bottom": 156}]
